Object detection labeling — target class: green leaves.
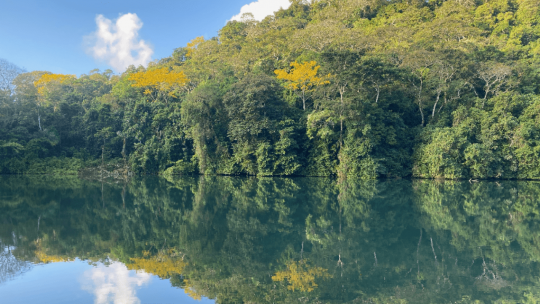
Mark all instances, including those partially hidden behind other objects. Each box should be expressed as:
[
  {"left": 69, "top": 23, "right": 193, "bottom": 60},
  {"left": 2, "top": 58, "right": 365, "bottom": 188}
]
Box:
[
  {"left": 414, "top": 93, "right": 540, "bottom": 179},
  {"left": 3, "top": 0, "right": 540, "bottom": 179}
]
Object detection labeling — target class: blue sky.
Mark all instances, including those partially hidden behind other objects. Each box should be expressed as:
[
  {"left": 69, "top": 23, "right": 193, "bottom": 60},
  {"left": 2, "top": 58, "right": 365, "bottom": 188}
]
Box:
[{"left": 0, "top": 0, "right": 290, "bottom": 76}]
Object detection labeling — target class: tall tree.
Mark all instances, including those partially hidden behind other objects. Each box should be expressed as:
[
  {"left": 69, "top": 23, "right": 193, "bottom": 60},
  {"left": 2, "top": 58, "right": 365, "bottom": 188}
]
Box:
[{"left": 275, "top": 61, "right": 330, "bottom": 110}]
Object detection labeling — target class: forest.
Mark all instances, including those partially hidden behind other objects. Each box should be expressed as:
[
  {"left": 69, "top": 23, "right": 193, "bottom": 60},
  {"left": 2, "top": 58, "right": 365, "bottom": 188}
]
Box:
[{"left": 2, "top": 0, "right": 540, "bottom": 179}]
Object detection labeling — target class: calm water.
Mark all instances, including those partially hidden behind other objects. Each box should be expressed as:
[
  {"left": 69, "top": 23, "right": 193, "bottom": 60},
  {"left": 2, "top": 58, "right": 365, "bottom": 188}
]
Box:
[{"left": 1, "top": 176, "right": 540, "bottom": 303}]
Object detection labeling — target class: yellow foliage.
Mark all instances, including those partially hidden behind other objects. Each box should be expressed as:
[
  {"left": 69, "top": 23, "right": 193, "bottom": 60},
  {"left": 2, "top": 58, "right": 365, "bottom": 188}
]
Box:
[
  {"left": 186, "top": 36, "right": 205, "bottom": 57},
  {"left": 271, "top": 259, "right": 332, "bottom": 292},
  {"left": 35, "top": 73, "right": 75, "bottom": 92},
  {"left": 274, "top": 61, "right": 330, "bottom": 92},
  {"left": 183, "top": 279, "right": 203, "bottom": 300},
  {"left": 34, "top": 251, "right": 71, "bottom": 264},
  {"left": 275, "top": 61, "right": 330, "bottom": 110},
  {"left": 34, "top": 239, "right": 72, "bottom": 264},
  {"left": 34, "top": 73, "right": 76, "bottom": 111},
  {"left": 127, "top": 251, "right": 188, "bottom": 279},
  {"left": 129, "top": 68, "right": 189, "bottom": 89},
  {"left": 129, "top": 67, "right": 189, "bottom": 102},
  {"left": 129, "top": 250, "right": 202, "bottom": 300}
]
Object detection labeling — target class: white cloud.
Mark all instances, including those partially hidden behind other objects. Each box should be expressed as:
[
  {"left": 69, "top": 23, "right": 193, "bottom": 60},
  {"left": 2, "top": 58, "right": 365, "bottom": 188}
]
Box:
[
  {"left": 80, "top": 262, "right": 152, "bottom": 304},
  {"left": 86, "top": 13, "right": 153, "bottom": 73},
  {"left": 230, "top": 0, "right": 291, "bottom": 22}
]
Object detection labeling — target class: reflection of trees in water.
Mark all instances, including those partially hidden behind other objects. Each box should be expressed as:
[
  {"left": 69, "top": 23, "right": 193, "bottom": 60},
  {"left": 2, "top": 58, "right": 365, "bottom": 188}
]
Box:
[
  {"left": 272, "top": 259, "right": 332, "bottom": 292},
  {"left": 0, "top": 241, "right": 32, "bottom": 285},
  {"left": 475, "top": 260, "right": 510, "bottom": 291},
  {"left": 3, "top": 177, "right": 540, "bottom": 302}
]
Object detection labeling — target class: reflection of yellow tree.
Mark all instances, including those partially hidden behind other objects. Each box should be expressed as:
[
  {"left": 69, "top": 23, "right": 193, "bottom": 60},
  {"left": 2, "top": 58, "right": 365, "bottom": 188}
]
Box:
[
  {"left": 183, "top": 279, "right": 203, "bottom": 300},
  {"left": 34, "top": 239, "right": 72, "bottom": 264},
  {"left": 34, "top": 251, "right": 70, "bottom": 263},
  {"left": 272, "top": 259, "right": 331, "bottom": 292},
  {"left": 127, "top": 249, "right": 187, "bottom": 279}
]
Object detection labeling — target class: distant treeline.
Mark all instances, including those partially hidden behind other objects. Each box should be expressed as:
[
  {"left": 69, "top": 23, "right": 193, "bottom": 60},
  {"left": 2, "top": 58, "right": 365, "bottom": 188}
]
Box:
[{"left": 2, "top": 0, "right": 540, "bottom": 179}]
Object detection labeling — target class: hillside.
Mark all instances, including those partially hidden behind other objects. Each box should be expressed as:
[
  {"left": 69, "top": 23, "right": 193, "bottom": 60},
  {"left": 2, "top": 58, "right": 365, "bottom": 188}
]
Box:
[{"left": 2, "top": 0, "right": 540, "bottom": 179}]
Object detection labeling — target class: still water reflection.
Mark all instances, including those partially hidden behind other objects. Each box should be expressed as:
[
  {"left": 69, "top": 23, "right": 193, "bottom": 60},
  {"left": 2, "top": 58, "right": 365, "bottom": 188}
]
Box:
[
  {"left": 81, "top": 262, "right": 152, "bottom": 304},
  {"left": 1, "top": 176, "right": 540, "bottom": 303}
]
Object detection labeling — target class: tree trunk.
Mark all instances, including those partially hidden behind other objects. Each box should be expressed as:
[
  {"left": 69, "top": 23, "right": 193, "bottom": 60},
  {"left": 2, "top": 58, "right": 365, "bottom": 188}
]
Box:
[
  {"left": 37, "top": 107, "right": 42, "bottom": 131},
  {"left": 339, "top": 86, "right": 345, "bottom": 149},
  {"left": 432, "top": 91, "right": 441, "bottom": 118},
  {"left": 101, "top": 139, "right": 104, "bottom": 181},
  {"left": 418, "top": 79, "right": 425, "bottom": 126},
  {"left": 302, "top": 90, "right": 306, "bottom": 110},
  {"left": 483, "top": 84, "right": 490, "bottom": 108}
]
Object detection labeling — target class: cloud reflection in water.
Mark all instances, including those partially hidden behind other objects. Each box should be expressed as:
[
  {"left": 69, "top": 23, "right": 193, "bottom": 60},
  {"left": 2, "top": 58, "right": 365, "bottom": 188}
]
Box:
[{"left": 81, "top": 262, "right": 152, "bottom": 304}]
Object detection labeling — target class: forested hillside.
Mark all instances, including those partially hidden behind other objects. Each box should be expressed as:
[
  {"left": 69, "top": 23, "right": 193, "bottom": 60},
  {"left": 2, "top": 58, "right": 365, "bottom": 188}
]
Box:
[{"left": 2, "top": 0, "right": 540, "bottom": 179}]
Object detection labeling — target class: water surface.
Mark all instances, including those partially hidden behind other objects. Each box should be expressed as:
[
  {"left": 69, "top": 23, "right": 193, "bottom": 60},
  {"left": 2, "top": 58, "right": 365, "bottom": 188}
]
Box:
[{"left": 1, "top": 176, "right": 540, "bottom": 303}]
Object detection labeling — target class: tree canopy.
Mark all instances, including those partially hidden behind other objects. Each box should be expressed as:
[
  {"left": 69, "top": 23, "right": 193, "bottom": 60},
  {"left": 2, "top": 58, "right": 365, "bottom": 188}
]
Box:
[{"left": 3, "top": 0, "right": 540, "bottom": 179}]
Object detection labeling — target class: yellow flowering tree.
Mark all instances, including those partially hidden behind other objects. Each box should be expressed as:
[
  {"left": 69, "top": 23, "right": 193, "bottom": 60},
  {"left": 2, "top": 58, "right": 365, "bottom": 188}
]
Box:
[
  {"left": 35, "top": 73, "right": 76, "bottom": 111},
  {"left": 129, "top": 67, "right": 189, "bottom": 103},
  {"left": 33, "top": 73, "right": 76, "bottom": 130},
  {"left": 186, "top": 36, "right": 205, "bottom": 58},
  {"left": 275, "top": 61, "right": 330, "bottom": 110},
  {"left": 271, "top": 259, "right": 332, "bottom": 292}
]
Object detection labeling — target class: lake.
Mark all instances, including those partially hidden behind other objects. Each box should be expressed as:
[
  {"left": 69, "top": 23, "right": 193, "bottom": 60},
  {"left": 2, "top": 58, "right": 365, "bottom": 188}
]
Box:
[{"left": 1, "top": 176, "right": 540, "bottom": 303}]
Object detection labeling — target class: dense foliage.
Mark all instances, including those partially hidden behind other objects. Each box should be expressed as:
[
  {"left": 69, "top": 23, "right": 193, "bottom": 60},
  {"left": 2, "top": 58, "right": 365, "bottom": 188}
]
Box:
[
  {"left": 3, "top": 176, "right": 540, "bottom": 303},
  {"left": 3, "top": 0, "right": 540, "bottom": 179}
]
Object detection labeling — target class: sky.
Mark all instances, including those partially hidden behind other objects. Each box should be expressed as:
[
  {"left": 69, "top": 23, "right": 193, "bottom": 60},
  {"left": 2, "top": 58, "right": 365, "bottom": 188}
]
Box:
[
  {"left": 0, "top": 0, "right": 291, "bottom": 76},
  {"left": 0, "top": 260, "right": 215, "bottom": 304}
]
